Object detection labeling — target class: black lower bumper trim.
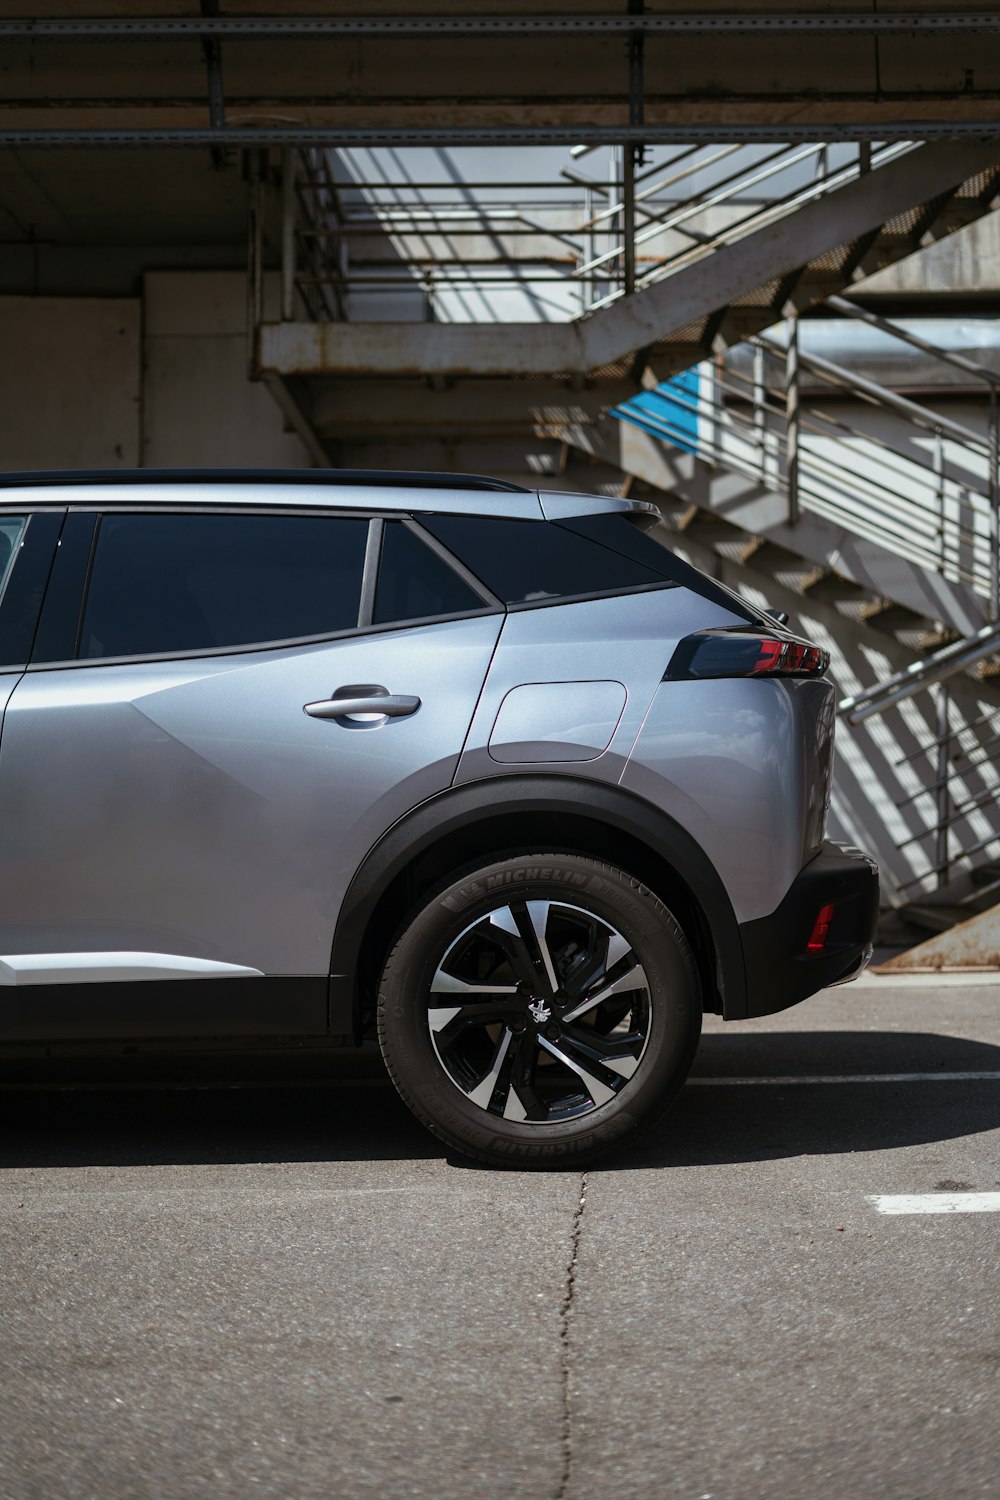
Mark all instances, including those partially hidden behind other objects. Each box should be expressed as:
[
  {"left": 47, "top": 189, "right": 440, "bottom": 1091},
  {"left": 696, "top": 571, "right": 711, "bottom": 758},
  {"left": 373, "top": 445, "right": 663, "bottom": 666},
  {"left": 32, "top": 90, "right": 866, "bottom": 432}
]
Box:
[{"left": 738, "top": 841, "right": 879, "bottom": 1019}]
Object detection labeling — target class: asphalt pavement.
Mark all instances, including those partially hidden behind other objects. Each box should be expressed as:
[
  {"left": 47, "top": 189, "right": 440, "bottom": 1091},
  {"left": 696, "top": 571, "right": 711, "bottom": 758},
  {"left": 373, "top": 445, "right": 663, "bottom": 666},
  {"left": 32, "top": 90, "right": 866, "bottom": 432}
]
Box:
[{"left": 0, "top": 974, "right": 998, "bottom": 1499}]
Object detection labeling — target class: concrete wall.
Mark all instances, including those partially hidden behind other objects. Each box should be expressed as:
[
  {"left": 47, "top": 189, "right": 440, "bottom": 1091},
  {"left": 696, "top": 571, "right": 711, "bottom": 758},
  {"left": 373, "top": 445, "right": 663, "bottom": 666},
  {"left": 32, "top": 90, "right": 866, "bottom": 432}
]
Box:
[
  {"left": 0, "top": 296, "right": 140, "bottom": 470},
  {"left": 142, "top": 272, "right": 310, "bottom": 468},
  {"left": 0, "top": 274, "right": 312, "bottom": 473}
]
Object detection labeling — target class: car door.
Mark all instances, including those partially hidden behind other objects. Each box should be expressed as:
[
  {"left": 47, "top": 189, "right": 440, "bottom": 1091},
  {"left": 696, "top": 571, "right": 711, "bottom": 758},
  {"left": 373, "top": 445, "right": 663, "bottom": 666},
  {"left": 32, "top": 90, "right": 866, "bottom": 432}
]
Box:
[{"left": 0, "top": 505, "right": 502, "bottom": 1036}]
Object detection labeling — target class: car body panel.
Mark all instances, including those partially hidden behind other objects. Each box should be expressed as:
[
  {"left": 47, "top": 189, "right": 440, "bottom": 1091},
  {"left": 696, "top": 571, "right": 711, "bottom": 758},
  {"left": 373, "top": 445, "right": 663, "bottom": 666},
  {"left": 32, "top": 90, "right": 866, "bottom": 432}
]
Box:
[
  {"left": 0, "top": 615, "right": 501, "bottom": 980},
  {"left": 620, "top": 677, "right": 836, "bottom": 924},
  {"left": 456, "top": 588, "right": 746, "bottom": 786},
  {"left": 487, "top": 680, "right": 627, "bottom": 763}
]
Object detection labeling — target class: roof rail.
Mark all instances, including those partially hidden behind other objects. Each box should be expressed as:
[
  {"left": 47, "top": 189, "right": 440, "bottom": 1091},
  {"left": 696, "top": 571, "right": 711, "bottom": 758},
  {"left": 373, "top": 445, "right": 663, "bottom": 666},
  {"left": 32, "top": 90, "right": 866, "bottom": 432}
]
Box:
[{"left": 0, "top": 468, "right": 531, "bottom": 495}]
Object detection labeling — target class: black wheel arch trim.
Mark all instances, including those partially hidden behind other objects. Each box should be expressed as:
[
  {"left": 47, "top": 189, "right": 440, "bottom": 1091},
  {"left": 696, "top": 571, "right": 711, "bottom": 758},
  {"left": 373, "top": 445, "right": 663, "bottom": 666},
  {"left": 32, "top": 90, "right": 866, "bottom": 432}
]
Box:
[{"left": 327, "top": 774, "right": 747, "bottom": 1037}]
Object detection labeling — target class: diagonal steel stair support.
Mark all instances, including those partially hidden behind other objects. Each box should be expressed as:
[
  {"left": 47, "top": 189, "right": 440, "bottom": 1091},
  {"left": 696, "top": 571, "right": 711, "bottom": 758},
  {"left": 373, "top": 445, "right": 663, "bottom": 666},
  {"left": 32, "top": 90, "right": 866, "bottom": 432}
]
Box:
[
  {"left": 258, "top": 139, "right": 1000, "bottom": 381},
  {"left": 564, "top": 418, "right": 990, "bottom": 636}
]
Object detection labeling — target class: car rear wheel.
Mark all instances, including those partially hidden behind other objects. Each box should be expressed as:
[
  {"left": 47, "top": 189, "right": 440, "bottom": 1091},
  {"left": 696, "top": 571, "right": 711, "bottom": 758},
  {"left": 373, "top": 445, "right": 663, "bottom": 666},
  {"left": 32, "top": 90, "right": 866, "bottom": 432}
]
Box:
[{"left": 376, "top": 853, "right": 702, "bottom": 1167}]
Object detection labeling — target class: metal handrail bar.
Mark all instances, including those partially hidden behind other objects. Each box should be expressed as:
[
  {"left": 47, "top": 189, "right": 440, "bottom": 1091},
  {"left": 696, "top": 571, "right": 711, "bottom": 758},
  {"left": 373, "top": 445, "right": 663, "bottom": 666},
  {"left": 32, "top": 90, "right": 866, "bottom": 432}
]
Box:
[
  {"left": 575, "top": 142, "right": 822, "bottom": 277},
  {"left": 949, "top": 784, "right": 1000, "bottom": 819},
  {"left": 791, "top": 417, "right": 995, "bottom": 522},
  {"left": 716, "top": 360, "right": 991, "bottom": 496},
  {"left": 786, "top": 395, "right": 992, "bottom": 491},
  {"left": 584, "top": 143, "right": 745, "bottom": 229},
  {"left": 794, "top": 455, "right": 964, "bottom": 543},
  {"left": 839, "top": 621, "right": 1000, "bottom": 722},
  {"left": 896, "top": 827, "right": 1000, "bottom": 890},
  {"left": 825, "top": 295, "right": 1000, "bottom": 390},
  {"left": 623, "top": 379, "right": 991, "bottom": 564},
  {"left": 622, "top": 412, "right": 988, "bottom": 589},
  {"left": 894, "top": 707, "right": 998, "bottom": 765},
  {"left": 639, "top": 368, "right": 992, "bottom": 543},
  {"left": 755, "top": 335, "right": 990, "bottom": 450},
  {"left": 353, "top": 208, "right": 586, "bottom": 251},
  {"left": 959, "top": 873, "right": 1000, "bottom": 906},
  {"left": 953, "top": 728, "right": 1000, "bottom": 764},
  {"left": 794, "top": 479, "right": 981, "bottom": 579},
  {"left": 895, "top": 743, "right": 1000, "bottom": 810},
  {"left": 895, "top": 787, "right": 1000, "bottom": 849},
  {"left": 630, "top": 143, "right": 912, "bottom": 293},
  {"left": 636, "top": 372, "right": 994, "bottom": 553}
]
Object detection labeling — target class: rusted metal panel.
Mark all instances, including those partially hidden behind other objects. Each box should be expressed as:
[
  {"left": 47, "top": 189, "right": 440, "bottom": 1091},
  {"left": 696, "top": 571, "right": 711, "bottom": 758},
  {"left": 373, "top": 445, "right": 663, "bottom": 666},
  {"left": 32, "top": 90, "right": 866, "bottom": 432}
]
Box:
[
  {"left": 877, "top": 904, "right": 1000, "bottom": 972},
  {"left": 257, "top": 320, "right": 585, "bottom": 378}
]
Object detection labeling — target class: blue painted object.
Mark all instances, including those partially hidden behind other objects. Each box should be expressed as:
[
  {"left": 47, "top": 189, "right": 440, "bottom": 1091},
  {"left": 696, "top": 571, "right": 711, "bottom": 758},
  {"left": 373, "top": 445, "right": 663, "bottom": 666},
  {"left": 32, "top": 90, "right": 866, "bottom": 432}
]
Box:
[{"left": 614, "top": 366, "right": 701, "bottom": 454}]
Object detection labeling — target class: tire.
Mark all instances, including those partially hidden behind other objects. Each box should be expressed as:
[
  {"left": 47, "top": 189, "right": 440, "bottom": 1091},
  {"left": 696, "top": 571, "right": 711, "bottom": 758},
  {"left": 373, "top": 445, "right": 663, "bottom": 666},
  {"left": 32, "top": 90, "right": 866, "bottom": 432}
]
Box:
[{"left": 376, "top": 853, "right": 702, "bottom": 1168}]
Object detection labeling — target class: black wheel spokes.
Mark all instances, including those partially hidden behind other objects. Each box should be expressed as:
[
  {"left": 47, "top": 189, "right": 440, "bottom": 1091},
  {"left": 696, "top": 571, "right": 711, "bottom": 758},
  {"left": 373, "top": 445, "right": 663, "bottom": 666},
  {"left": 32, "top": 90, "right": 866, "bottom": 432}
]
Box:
[
  {"left": 499, "top": 1029, "right": 548, "bottom": 1123},
  {"left": 427, "top": 899, "right": 651, "bottom": 1124},
  {"left": 560, "top": 955, "right": 647, "bottom": 1025},
  {"left": 560, "top": 1022, "right": 645, "bottom": 1082},
  {"left": 477, "top": 903, "right": 550, "bottom": 993}
]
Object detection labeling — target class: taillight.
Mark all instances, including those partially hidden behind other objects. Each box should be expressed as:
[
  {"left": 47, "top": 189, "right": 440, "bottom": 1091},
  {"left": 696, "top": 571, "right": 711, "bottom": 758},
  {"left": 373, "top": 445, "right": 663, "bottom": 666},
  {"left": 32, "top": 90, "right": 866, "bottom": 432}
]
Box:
[{"left": 664, "top": 629, "right": 829, "bottom": 681}]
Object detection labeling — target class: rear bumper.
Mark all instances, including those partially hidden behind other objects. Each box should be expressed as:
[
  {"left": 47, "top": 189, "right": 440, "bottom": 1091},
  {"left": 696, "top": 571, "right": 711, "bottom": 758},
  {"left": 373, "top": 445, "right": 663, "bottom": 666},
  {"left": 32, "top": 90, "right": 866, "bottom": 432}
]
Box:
[{"left": 737, "top": 841, "right": 879, "bottom": 1019}]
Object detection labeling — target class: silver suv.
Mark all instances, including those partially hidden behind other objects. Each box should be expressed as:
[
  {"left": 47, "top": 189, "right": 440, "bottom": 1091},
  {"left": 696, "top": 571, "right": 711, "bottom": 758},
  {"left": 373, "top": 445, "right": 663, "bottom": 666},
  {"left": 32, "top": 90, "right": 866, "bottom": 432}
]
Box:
[{"left": 0, "top": 470, "right": 877, "bottom": 1165}]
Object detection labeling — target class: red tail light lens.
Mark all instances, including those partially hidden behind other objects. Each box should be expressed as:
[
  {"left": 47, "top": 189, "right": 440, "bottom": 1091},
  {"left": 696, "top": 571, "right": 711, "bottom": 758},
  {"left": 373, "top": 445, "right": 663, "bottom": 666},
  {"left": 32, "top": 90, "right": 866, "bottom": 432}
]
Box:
[
  {"left": 665, "top": 629, "right": 829, "bottom": 681},
  {"left": 806, "top": 903, "right": 836, "bottom": 954}
]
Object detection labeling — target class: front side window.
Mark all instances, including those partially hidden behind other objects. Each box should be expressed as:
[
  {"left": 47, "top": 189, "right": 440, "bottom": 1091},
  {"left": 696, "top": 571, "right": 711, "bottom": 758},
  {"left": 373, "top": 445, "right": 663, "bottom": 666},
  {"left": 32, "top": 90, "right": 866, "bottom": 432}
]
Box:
[{"left": 79, "top": 512, "right": 369, "bottom": 660}]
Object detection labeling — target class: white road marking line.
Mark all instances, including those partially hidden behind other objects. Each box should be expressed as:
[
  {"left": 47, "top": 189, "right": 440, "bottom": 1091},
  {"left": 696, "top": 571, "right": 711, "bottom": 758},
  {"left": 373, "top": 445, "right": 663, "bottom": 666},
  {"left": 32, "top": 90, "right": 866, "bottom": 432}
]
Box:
[
  {"left": 688, "top": 1071, "right": 1000, "bottom": 1085},
  {"left": 869, "top": 1192, "right": 1000, "bottom": 1215}
]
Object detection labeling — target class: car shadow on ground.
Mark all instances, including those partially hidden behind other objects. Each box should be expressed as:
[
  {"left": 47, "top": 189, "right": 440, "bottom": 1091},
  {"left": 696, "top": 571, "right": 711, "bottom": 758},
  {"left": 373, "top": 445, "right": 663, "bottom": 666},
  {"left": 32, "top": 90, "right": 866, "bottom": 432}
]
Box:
[{"left": 0, "top": 1031, "right": 996, "bottom": 1171}]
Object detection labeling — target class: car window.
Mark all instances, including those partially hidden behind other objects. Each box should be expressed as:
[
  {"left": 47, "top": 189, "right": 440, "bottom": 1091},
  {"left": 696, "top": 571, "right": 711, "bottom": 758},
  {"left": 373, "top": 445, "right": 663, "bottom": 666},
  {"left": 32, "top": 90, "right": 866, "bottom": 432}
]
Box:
[
  {"left": 79, "top": 512, "right": 369, "bottom": 659},
  {"left": 419, "top": 513, "right": 664, "bottom": 604},
  {"left": 0, "top": 517, "right": 27, "bottom": 601},
  {"left": 373, "top": 520, "right": 484, "bottom": 625},
  {"left": 0, "top": 513, "right": 58, "bottom": 669}
]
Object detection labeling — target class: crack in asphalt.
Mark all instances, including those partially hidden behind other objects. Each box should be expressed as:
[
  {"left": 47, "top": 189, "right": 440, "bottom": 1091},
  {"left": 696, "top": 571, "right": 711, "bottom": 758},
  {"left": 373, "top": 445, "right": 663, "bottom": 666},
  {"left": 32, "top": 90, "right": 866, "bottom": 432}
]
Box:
[{"left": 556, "top": 1171, "right": 587, "bottom": 1500}]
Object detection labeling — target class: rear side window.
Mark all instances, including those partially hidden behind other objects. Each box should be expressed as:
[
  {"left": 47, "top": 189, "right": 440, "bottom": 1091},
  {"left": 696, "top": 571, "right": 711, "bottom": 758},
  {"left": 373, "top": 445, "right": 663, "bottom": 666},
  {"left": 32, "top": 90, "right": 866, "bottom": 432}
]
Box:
[
  {"left": 558, "top": 512, "right": 759, "bottom": 622},
  {"left": 373, "top": 520, "right": 484, "bottom": 625},
  {"left": 419, "top": 514, "right": 664, "bottom": 604},
  {"left": 79, "top": 512, "right": 369, "bottom": 659}
]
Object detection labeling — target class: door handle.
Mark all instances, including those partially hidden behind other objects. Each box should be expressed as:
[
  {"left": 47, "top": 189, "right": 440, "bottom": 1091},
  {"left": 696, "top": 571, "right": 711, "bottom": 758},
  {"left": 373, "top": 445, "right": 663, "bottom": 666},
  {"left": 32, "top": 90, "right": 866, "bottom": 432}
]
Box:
[{"left": 304, "top": 690, "right": 421, "bottom": 721}]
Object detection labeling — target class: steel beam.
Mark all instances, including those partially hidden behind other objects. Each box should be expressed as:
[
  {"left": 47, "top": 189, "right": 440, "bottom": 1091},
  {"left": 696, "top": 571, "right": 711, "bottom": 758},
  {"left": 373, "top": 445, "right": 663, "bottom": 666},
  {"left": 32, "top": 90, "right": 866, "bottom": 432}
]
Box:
[
  {"left": 3, "top": 14, "right": 999, "bottom": 40},
  {"left": 258, "top": 320, "right": 586, "bottom": 379},
  {"left": 3, "top": 125, "right": 1000, "bottom": 150},
  {"left": 199, "top": 0, "right": 227, "bottom": 172}
]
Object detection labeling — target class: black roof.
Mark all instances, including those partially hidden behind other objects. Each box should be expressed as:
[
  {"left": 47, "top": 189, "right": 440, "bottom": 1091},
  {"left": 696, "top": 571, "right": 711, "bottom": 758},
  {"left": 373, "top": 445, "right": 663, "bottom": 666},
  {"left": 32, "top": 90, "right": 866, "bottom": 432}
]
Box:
[{"left": 0, "top": 468, "right": 531, "bottom": 494}]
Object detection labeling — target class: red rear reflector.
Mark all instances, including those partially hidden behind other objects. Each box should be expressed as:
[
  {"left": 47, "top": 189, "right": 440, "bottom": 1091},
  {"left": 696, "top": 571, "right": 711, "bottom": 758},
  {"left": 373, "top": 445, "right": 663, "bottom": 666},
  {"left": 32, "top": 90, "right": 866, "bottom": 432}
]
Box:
[{"left": 806, "top": 903, "right": 836, "bottom": 954}]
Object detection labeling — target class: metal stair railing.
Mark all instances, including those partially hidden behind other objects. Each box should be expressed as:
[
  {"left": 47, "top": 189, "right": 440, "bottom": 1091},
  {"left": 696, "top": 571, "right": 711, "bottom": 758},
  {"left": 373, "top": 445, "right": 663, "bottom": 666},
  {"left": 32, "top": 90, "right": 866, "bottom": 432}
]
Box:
[
  {"left": 273, "top": 139, "right": 915, "bottom": 324},
  {"left": 613, "top": 299, "right": 1000, "bottom": 618},
  {"left": 837, "top": 630, "right": 1000, "bottom": 896}
]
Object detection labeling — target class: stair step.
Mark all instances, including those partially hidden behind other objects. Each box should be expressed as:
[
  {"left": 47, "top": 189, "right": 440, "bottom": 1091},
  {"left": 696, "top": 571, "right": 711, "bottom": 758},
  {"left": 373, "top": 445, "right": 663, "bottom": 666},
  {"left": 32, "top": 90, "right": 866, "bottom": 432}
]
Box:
[
  {"left": 799, "top": 570, "right": 871, "bottom": 607},
  {"left": 858, "top": 600, "right": 931, "bottom": 635}
]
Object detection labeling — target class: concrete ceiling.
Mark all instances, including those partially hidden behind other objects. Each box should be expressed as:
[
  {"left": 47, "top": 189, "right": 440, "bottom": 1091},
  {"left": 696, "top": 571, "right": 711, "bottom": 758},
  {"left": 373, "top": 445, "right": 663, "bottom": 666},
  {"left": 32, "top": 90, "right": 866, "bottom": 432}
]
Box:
[{"left": 2, "top": 4, "right": 1000, "bottom": 296}]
